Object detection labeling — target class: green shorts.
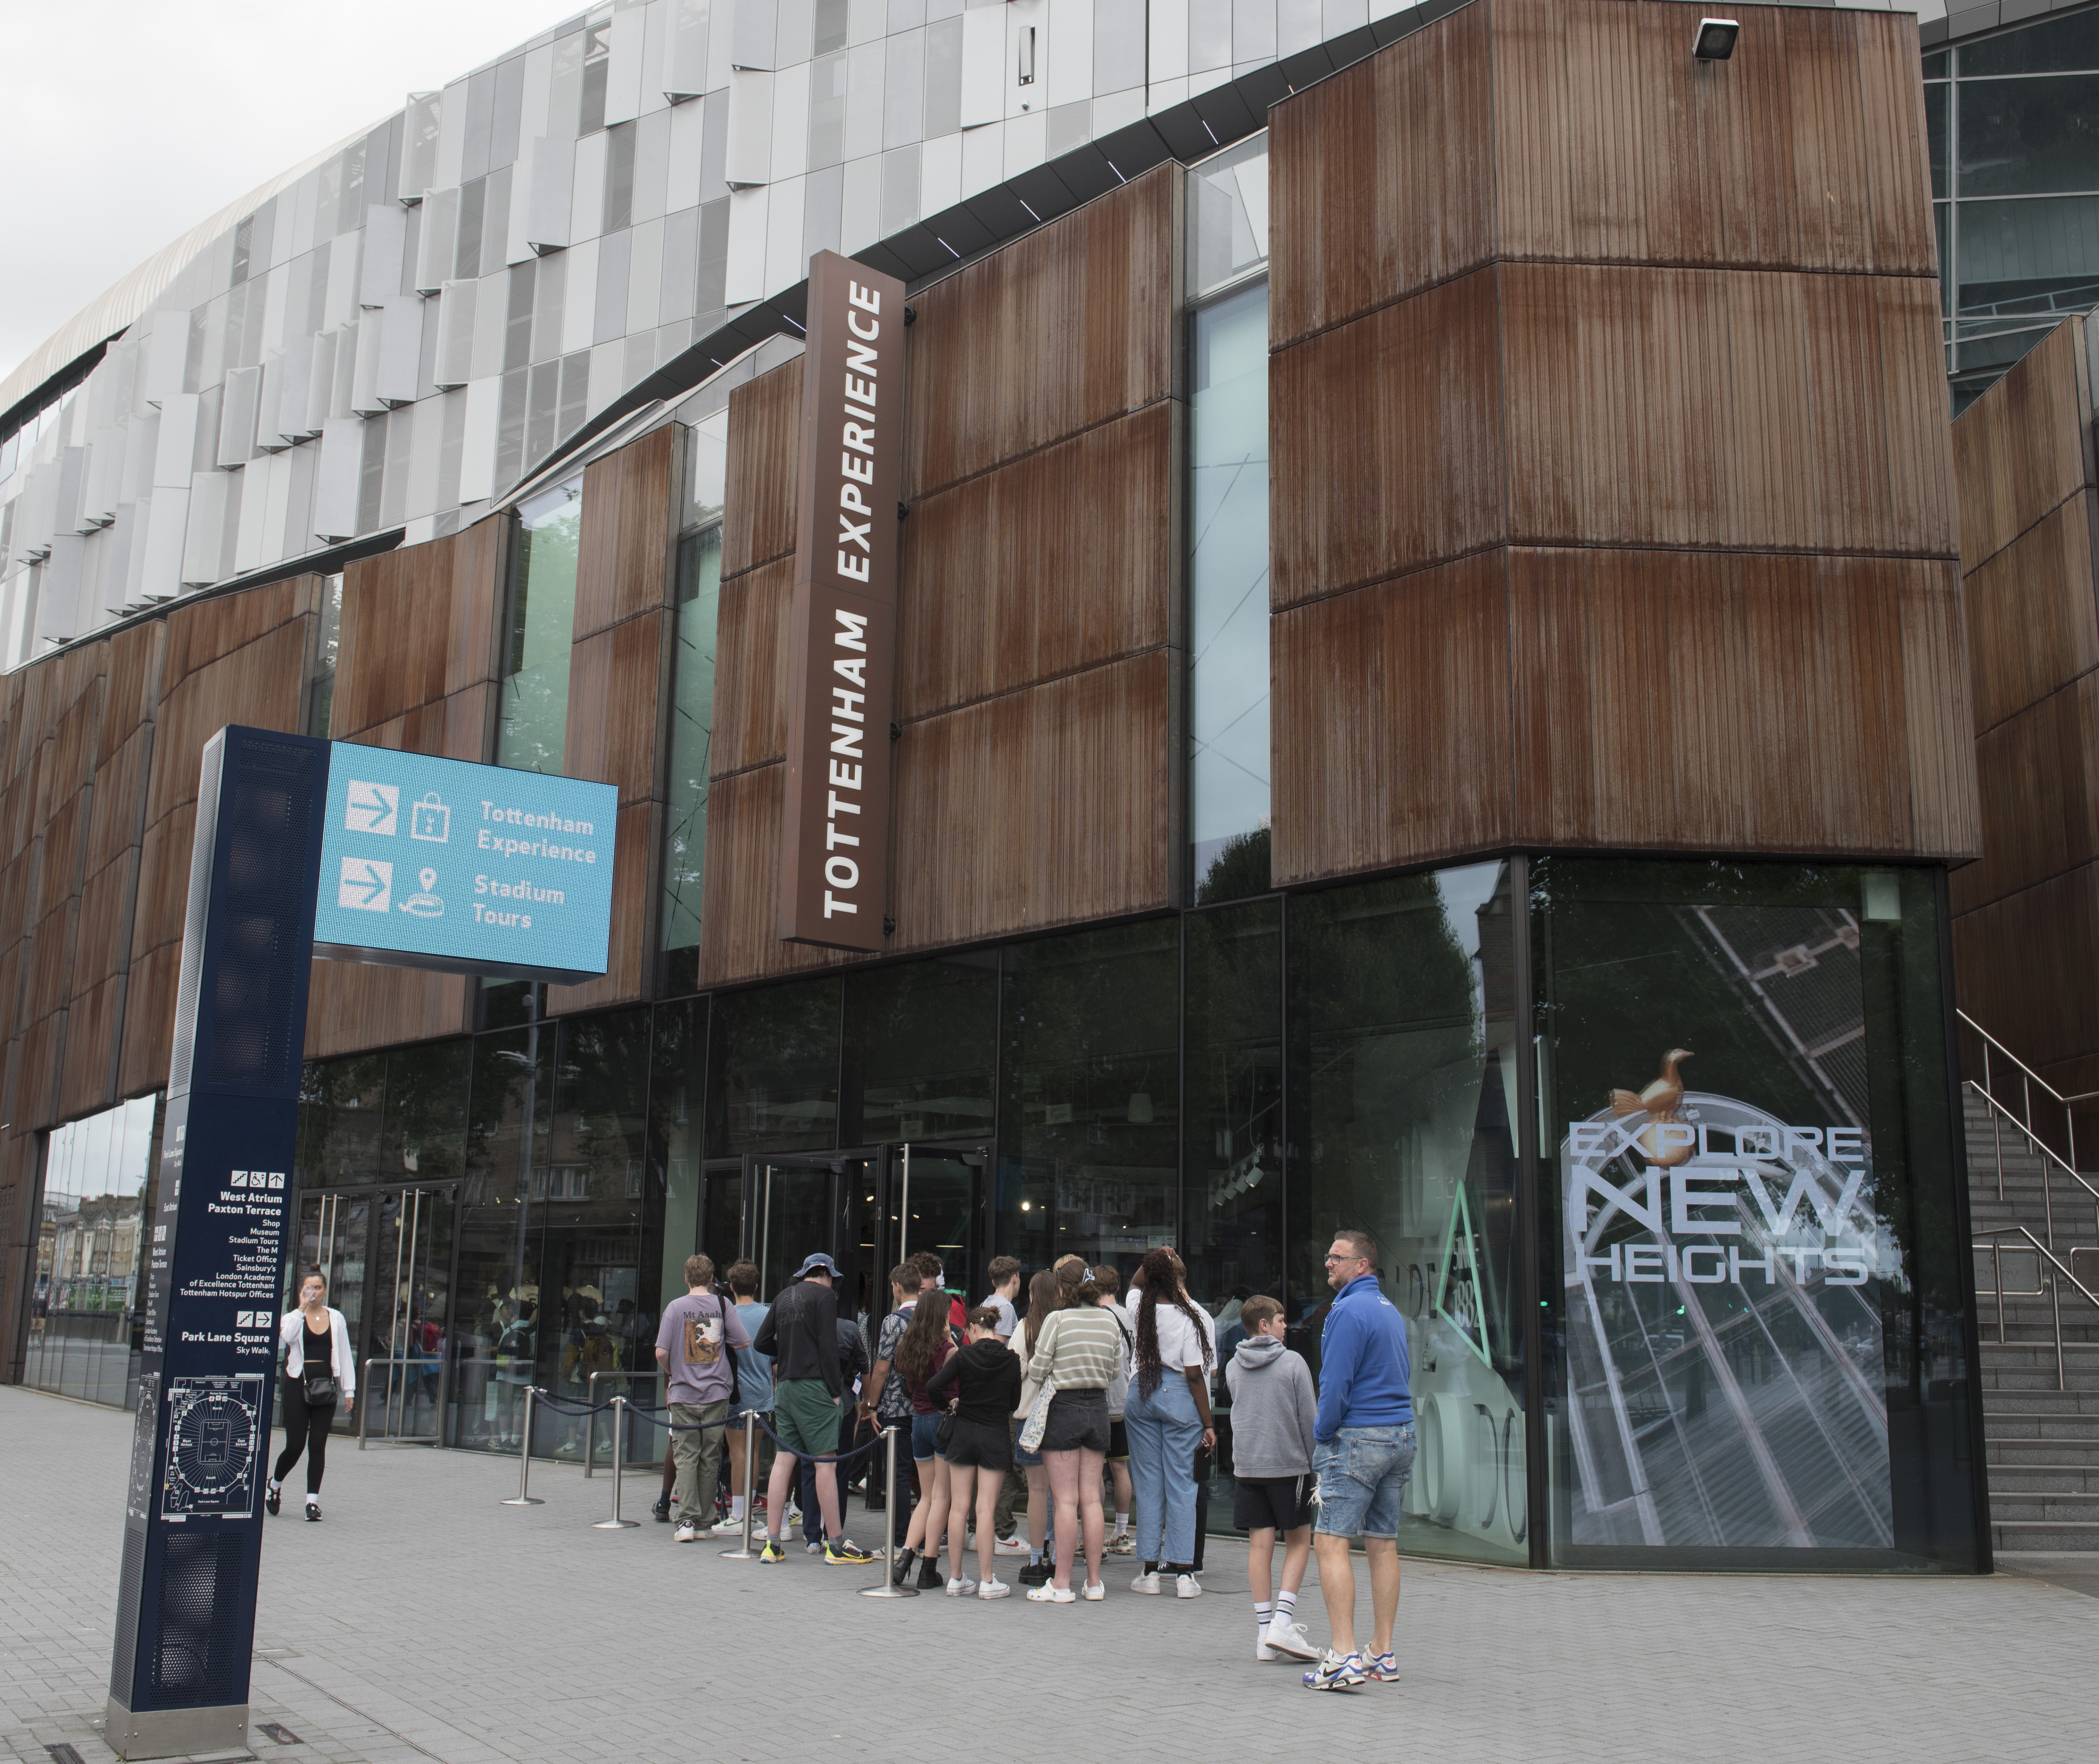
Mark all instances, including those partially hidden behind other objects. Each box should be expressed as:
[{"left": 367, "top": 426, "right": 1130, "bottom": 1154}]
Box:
[{"left": 772, "top": 1377, "right": 841, "bottom": 1459}]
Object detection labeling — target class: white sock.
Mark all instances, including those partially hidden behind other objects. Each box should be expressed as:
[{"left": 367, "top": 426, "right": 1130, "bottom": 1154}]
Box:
[
  {"left": 268, "top": 1478, "right": 281, "bottom": 1492},
  {"left": 1115, "top": 1511, "right": 1129, "bottom": 1533},
  {"left": 1277, "top": 1589, "right": 1299, "bottom": 1625},
  {"left": 305, "top": 1493, "right": 318, "bottom": 1506},
  {"left": 1255, "top": 1598, "right": 1274, "bottom": 1637},
  {"left": 729, "top": 1496, "right": 745, "bottom": 1519}
]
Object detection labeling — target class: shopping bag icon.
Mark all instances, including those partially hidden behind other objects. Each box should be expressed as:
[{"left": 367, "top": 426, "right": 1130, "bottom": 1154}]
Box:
[
  {"left": 410, "top": 792, "right": 450, "bottom": 843},
  {"left": 345, "top": 780, "right": 397, "bottom": 835}
]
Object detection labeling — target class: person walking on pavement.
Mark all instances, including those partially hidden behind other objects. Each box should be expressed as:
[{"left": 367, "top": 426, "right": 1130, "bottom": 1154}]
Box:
[
  {"left": 1303, "top": 1230, "right": 1415, "bottom": 1691},
  {"left": 655, "top": 1253, "right": 750, "bottom": 1543},
  {"left": 268, "top": 1269, "right": 354, "bottom": 1521},
  {"left": 751, "top": 1252, "right": 876, "bottom": 1566}
]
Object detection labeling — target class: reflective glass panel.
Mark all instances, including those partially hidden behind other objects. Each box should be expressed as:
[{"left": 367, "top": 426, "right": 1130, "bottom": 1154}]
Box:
[
  {"left": 840, "top": 956, "right": 997, "bottom": 1145},
  {"left": 1188, "top": 279, "right": 1272, "bottom": 904},
  {"left": 1958, "top": 75, "right": 2099, "bottom": 196},
  {"left": 455, "top": 1023, "right": 550, "bottom": 1448},
  {"left": 1960, "top": 9, "right": 2099, "bottom": 76},
  {"left": 998, "top": 920, "right": 1180, "bottom": 1273},
  {"left": 25, "top": 1095, "right": 161, "bottom": 1407},
  {"left": 1925, "top": 81, "right": 1947, "bottom": 201},
  {"left": 659, "top": 524, "right": 720, "bottom": 994},
  {"left": 1188, "top": 131, "right": 1269, "bottom": 298},
  {"left": 1288, "top": 865, "right": 1527, "bottom": 1567},
  {"left": 1533, "top": 859, "right": 1978, "bottom": 1569},
  {"left": 531, "top": 1009, "right": 654, "bottom": 1462},
  {"left": 295, "top": 1055, "right": 387, "bottom": 1188},
  {"left": 496, "top": 475, "right": 582, "bottom": 774},
  {"left": 706, "top": 977, "right": 842, "bottom": 1157},
  {"left": 650, "top": 997, "right": 709, "bottom": 1306},
  {"left": 1954, "top": 194, "right": 2099, "bottom": 322}
]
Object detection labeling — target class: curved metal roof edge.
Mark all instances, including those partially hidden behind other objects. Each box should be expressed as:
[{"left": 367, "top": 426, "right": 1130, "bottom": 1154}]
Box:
[{"left": 0, "top": 124, "right": 374, "bottom": 419}]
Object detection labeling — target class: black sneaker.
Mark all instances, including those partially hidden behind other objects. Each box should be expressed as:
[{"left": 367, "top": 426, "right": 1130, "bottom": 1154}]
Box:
[
  {"left": 305, "top": 1501, "right": 322, "bottom": 1522},
  {"left": 651, "top": 1495, "right": 672, "bottom": 1524},
  {"left": 1016, "top": 1559, "right": 1052, "bottom": 1586},
  {"left": 265, "top": 1483, "right": 281, "bottom": 1517}
]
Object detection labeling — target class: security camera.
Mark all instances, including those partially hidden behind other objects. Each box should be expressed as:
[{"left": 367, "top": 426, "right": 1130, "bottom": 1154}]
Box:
[{"left": 1694, "top": 17, "right": 1739, "bottom": 60}]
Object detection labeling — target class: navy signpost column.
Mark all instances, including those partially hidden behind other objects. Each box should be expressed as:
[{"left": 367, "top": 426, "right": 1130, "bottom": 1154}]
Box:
[
  {"left": 107, "top": 727, "right": 328, "bottom": 1760},
  {"left": 108, "top": 729, "right": 616, "bottom": 1760}
]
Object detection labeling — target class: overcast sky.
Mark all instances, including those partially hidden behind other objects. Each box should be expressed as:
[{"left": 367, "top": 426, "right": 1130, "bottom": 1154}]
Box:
[{"left": 0, "top": 0, "right": 584, "bottom": 390}]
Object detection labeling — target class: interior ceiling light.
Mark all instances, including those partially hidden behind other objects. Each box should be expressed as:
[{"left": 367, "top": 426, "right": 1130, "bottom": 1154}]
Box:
[{"left": 1694, "top": 17, "right": 1739, "bottom": 60}]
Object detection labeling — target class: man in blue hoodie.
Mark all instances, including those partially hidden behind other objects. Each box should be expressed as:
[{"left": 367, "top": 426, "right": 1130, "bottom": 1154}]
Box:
[{"left": 1303, "top": 1229, "right": 1414, "bottom": 1692}]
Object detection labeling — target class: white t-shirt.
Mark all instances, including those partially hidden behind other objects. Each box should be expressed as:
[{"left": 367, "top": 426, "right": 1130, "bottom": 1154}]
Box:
[
  {"left": 1146, "top": 1298, "right": 1213, "bottom": 1374},
  {"left": 981, "top": 1290, "right": 1018, "bottom": 1339}
]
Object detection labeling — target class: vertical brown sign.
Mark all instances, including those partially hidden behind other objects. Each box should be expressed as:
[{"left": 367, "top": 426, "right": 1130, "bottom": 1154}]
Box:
[{"left": 778, "top": 250, "right": 906, "bottom": 950}]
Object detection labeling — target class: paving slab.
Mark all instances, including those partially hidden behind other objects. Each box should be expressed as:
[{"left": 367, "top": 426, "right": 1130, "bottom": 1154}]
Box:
[{"left": 3, "top": 1386, "right": 2095, "bottom": 1764}]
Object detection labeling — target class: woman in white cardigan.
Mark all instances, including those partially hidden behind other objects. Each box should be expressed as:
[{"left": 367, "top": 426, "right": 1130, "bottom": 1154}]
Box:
[{"left": 269, "top": 1269, "right": 355, "bottom": 1520}]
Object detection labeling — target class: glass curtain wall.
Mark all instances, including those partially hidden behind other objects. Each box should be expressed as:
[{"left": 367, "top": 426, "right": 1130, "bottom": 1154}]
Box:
[
  {"left": 1187, "top": 134, "right": 1273, "bottom": 902},
  {"left": 998, "top": 920, "right": 1180, "bottom": 1277},
  {"left": 660, "top": 412, "right": 727, "bottom": 996},
  {"left": 1533, "top": 859, "right": 1978, "bottom": 1569},
  {"left": 496, "top": 474, "right": 583, "bottom": 772},
  {"left": 278, "top": 855, "right": 1980, "bottom": 1567},
  {"left": 1287, "top": 866, "right": 1530, "bottom": 1568},
  {"left": 23, "top": 1094, "right": 162, "bottom": 1406},
  {"left": 1927, "top": 6, "right": 2099, "bottom": 408}
]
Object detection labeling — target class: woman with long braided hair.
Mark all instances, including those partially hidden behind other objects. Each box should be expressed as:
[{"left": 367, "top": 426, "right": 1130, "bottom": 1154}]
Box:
[{"left": 1124, "top": 1247, "right": 1216, "bottom": 1597}]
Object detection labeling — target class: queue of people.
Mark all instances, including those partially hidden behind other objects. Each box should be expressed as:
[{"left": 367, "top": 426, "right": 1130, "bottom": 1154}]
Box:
[{"left": 628, "top": 1227, "right": 1412, "bottom": 1692}]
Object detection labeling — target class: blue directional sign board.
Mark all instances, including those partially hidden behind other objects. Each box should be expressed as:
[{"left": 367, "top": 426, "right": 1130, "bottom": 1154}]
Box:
[
  {"left": 313, "top": 744, "right": 617, "bottom": 984},
  {"left": 108, "top": 729, "right": 617, "bottom": 1760}
]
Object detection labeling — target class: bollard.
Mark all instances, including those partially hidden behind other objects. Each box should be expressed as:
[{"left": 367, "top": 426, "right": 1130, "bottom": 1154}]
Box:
[
  {"left": 859, "top": 1426, "right": 918, "bottom": 1597},
  {"left": 501, "top": 1387, "right": 544, "bottom": 1506},
  {"left": 720, "top": 1409, "right": 759, "bottom": 1559},
  {"left": 592, "top": 1395, "right": 639, "bottom": 1529}
]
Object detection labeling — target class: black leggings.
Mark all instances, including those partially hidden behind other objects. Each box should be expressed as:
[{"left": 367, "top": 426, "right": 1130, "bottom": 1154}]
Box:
[{"left": 274, "top": 1378, "right": 336, "bottom": 1495}]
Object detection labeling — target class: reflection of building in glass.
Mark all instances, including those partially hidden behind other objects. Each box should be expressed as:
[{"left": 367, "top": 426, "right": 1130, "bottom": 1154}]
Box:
[{"left": 25, "top": 1094, "right": 162, "bottom": 1408}]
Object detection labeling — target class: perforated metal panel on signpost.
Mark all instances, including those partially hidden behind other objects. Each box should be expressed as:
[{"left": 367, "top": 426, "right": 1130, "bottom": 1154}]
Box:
[{"left": 106, "top": 728, "right": 615, "bottom": 1760}]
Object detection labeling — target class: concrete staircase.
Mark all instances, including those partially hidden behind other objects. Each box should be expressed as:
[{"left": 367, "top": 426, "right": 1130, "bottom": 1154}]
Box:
[{"left": 1966, "top": 1084, "right": 2099, "bottom": 1552}]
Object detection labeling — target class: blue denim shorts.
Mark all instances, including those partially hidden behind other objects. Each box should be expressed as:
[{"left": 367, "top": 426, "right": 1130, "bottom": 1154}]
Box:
[
  {"left": 910, "top": 1410, "right": 944, "bottom": 1462},
  {"left": 1312, "top": 1423, "right": 1418, "bottom": 1539}
]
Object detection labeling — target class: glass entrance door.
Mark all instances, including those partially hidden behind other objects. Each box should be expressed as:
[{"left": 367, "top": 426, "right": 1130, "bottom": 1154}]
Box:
[
  {"left": 356, "top": 1186, "right": 455, "bottom": 1441},
  {"left": 294, "top": 1191, "right": 371, "bottom": 1431},
  {"left": 892, "top": 1143, "right": 991, "bottom": 1307}
]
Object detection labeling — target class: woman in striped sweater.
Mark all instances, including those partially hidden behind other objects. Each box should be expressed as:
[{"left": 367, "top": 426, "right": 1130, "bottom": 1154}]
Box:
[{"left": 1023, "top": 1264, "right": 1122, "bottom": 1603}]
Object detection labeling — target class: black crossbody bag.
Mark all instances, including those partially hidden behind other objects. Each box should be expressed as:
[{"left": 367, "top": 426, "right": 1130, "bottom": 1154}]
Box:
[{"left": 301, "top": 1319, "right": 339, "bottom": 1406}]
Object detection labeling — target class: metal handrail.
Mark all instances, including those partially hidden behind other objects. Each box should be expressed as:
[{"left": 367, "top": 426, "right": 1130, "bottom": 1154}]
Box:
[
  {"left": 583, "top": 1368, "right": 666, "bottom": 1476},
  {"left": 1974, "top": 1226, "right": 2099, "bottom": 1392},
  {"left": 356, "top": 1356, "right": 441, "bottom": 1449},
  {"left": 1959, "top": 1008, "right": 2099, "bottom": 1175},
  {"left": 1967, "top": 1081, "right": 2099, "bottom": 1222}
]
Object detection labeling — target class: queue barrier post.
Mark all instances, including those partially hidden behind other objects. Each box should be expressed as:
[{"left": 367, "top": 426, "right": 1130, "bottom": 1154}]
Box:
[
  {"left": 501, "top": 1386, "right": 544, "bottom": 1505},
  {"left": 592, "top": 1395, "right": 639, "bottom": 1529},
  {"left": 859, "top": 1426, "right": 917, "bottom": 1598},
  {"left": 720, "top": 1410, "right": 759, "bottom": 1559}
]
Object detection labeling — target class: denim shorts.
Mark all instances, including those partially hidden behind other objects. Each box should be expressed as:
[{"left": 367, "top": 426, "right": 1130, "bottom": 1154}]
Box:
[
  {"left": 910, "top": 1410, "right": 944, "bottom": 1462},
  {"left": 1312, "top": 1422, "right": 1417, "bottom": 1539}
]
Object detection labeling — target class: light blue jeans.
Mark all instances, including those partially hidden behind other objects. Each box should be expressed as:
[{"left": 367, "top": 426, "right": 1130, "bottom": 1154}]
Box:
[{"left": 1125, "top": 1375, "right": 1201, "bottom": 1566}]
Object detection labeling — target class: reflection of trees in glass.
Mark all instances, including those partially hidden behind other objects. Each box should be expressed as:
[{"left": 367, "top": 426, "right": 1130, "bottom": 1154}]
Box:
[
  {"left": 1195, "top": 826, "right": 1271, "bottom": 905},
  {"left": 998, "top": 921, "right": 1180, "bottom": 1270},
  {"left": 843, "top": 958, "right": 995, "bottom": 1143},
  {"left": 706, "top": 978, "right": 842, "bottom": 1157},
  {"left": 497, "top": 480, "right": 582, "bottom": 775},
  {"left": 660, "top": 529, "right": 720, "bottom": 956},
  {"left": 1184, "top": 901, "right": 1281, "bottom": 1307}
]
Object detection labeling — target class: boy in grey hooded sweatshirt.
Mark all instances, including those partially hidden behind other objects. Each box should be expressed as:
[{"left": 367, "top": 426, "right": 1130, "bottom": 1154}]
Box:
[{"left": 1224, "top": 1296, "right": 1320, "bottom": 1662}]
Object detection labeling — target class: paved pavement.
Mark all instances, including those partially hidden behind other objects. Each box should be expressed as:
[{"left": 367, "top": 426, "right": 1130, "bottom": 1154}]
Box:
[{"left": 4, "top": 1384, "right": 2096, "bottom": 1764}]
